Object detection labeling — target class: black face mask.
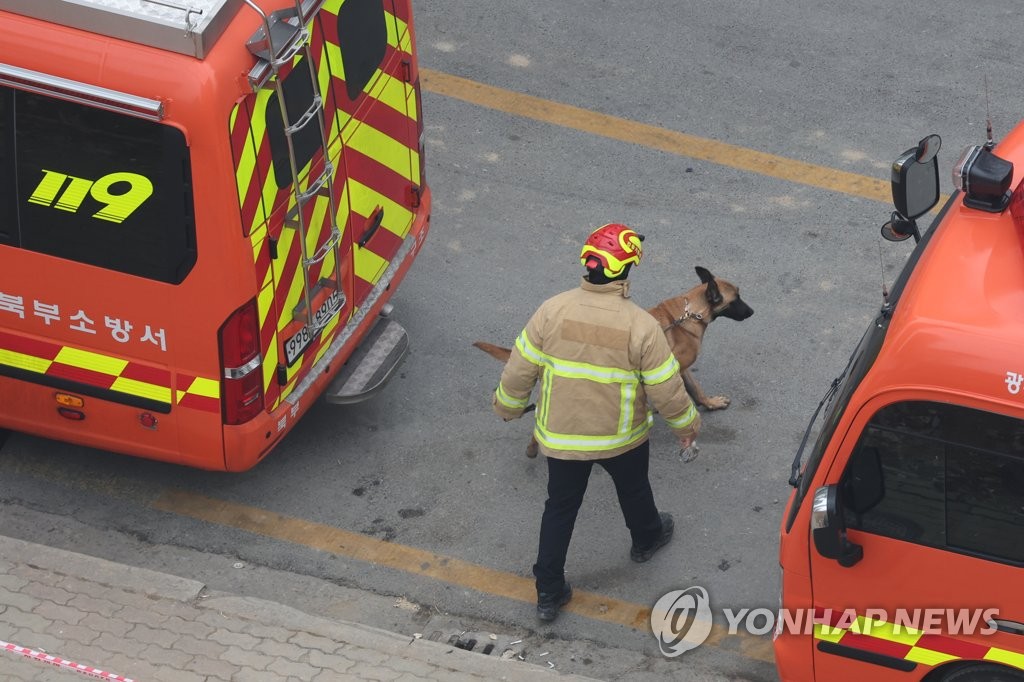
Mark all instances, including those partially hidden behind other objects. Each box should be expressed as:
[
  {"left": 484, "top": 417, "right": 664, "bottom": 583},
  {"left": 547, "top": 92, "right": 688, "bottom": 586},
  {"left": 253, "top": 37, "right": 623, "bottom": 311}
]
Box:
[{"left": 585, "top": 262, "right": 631, "bottom": 284}]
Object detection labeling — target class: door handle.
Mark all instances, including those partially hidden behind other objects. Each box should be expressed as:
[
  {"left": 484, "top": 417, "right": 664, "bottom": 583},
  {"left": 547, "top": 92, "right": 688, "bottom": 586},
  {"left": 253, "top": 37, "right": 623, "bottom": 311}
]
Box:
[
  {"left": 989, "top": 619, "right": 1024, "bottom": 636},
  {"left": 358, "top": 207, "right": 384, "bottom": 247}
]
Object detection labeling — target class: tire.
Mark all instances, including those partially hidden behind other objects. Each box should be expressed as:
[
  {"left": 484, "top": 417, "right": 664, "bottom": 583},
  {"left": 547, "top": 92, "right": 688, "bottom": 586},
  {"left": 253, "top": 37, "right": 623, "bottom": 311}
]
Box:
[{"left": 938, "top": 662, "right": 1024, "bottom": 682}]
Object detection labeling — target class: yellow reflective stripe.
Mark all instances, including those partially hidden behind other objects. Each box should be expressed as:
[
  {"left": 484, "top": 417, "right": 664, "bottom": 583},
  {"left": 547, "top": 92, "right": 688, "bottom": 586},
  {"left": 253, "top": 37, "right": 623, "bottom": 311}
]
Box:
[
  {"left": 813, "top": 624, "right": 845, "bottom": 644},
  {"left": 110, "top": 377, "right": 172, "bottom": 404},
  {"left": 258, "top": 278, "right": 276, "bottom": 329},
  {"left": 354, "top": 245, "right": 388, "bottom": 284},
  {"left": 273, "top": 225, "right": 304, "bottom": 331},
  {"left": 407, "top": 85, "right": 421, "bottom": 186},
  {"left": 273, "top": 223, "right": 297, "bottom": 284},
  {"left": 496, "top": 383, "right": 528, "bottom": 410},
  {"left": 257, "top": 281, "right": 278, "bottom": 394},
  {"left": 233, "top": 112, "right": 258, "bottom": 216},
  {"left": 514, "top": 331, "right": 544, "bottom": 367},
  {"left": 618, "top": 382, "right": 635, "bottom": 434},
  {"left": 312, "top": 311, "right": 343, "bottom": 367},
  {"left": 405, "top": 83, "right": 418, "bottom": 123},
  {"left": 54, "top": 347, "right": 126, "bottom": 376},
  {"left": 538, "top": 356, "right": 554, "bottom": 425},
  {"left": 810, "top": 615, "right": 1024, "bottom": 672},
  {"left": 346, "top": 122, "right": 412, "bottom": 180},
  {"left": 375, "top": 73, "right": 410, "bottom": 117},
  {"left": 329, "top": 179, "right": 349, "bottom": 250},
  {"left": 665, "top": 402, "right": 698, "bottom": 429},
  {"left": 905, "top": 647, "right": 959, "bottom": 666},
  {"left": 986, "top": 647, "right": 1024, "bottom": 670},
  {"left": 185, "top": 377, "right": 219, "bottom": 399},
  {"left": 851, "top": 617, "right": 921, "bottom": 645},
  {"left": 642, "top": 355, "right": 681, "bottom": 385},
  {"left": 514, "top": 330, "right": 639, "bottom": 382},
  {"left": 0, "top": 349, "right": 52, "bottom": 374},
  {"left": 347, "top": 177, "right": 414, "bottom": 238},
  {"left": 315, "top": 42, "right": 332, "bottom": 104},
  {"left": 524, "top": 348, "right": 639, "bottom": 383},
  {"left": 263, "top": 347, "right": 278, "bottom": 400},
  {"left": 323, "top": 40, "right": 352, "bottom": 106},
  {"left": 534, "top": 413, "right": 652, "bottom": 451},
  {"left": 304, "top": 194, "right": 330, "bottom": 259},
  {"left": 324, "top": 40, "right": 347, "bottom": 88},
  {"left": 251, "top": 89, "right": 281, "bottom": 212},
  {"left": 394, "top": 16, "right": 411, "bottom": 52},
  {"left": 385, "top": 10, "right": 399, "bottom": 47},
  {"left": 409, "top": 147, "right": 421, "bottom": 186},
  {"left": 281, "top": 265, "right": 308, "bottom": 331},
  {"left": 248, "top": 88, "right": 270, "bottom": 156}
]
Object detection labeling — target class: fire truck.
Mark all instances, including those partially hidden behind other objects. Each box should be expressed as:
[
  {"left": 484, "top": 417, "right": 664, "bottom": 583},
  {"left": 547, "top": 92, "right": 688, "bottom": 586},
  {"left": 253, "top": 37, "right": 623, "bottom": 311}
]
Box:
[
  {"left": 0, "top": 0, "right": 430, "bottom": 471},
  {"left": 775, "top": 126, "right": 1024, "bottom": 680}
]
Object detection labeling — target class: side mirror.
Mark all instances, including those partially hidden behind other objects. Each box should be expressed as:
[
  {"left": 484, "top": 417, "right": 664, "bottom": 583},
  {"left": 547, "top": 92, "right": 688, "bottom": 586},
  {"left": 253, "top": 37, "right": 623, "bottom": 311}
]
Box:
[
  {"left": 882, "top": 134, "right": 941, "bottom": 243},
  {"left": 811, "top": 485, "right": 863, "bottom": 567}
]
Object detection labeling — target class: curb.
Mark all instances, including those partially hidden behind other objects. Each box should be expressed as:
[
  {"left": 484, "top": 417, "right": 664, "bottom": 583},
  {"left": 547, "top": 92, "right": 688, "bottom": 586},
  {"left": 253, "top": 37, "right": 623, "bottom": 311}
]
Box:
[
  {"left": 0, "top": 535, "right": 597, "bottom": 681},
  {"left": 0, "top": 535, "right": 204, "bottom": 603}
]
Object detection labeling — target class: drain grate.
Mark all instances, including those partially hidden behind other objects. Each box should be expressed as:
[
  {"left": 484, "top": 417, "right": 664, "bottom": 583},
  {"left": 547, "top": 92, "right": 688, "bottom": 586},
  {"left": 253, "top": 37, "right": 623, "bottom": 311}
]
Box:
[{"left": 421, "top": 629, "right": 563, "bottom": 666}]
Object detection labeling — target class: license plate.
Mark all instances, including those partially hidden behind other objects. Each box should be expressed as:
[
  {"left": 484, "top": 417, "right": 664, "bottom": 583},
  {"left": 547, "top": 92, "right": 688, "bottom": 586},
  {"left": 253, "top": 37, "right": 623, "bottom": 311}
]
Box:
[{"left": 283, "top": 290, "right": 343, "bottom": 366}]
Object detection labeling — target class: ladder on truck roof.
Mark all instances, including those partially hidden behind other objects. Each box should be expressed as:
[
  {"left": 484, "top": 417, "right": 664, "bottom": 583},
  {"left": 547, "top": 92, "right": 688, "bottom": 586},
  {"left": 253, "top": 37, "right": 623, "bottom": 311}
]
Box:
[
  {"left": 2, "top": 0, "right": 242, "bottom": 58},
  {"left": 242, "top": 0, "right": 346, "bottom": 349}
]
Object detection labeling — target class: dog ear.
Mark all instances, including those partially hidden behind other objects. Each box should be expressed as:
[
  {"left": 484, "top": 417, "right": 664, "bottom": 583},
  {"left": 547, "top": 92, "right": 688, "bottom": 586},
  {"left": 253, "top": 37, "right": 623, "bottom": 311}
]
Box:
[{"left": 696, "top": 266, "right": 723, "bottom": 306}]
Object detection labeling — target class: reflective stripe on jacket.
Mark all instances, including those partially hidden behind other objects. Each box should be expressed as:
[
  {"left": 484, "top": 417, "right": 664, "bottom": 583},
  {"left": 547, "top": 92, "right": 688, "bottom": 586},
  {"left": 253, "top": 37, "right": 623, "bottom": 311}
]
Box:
[{"left": 492, "top": 278, "right": 699, "bottom": 460}]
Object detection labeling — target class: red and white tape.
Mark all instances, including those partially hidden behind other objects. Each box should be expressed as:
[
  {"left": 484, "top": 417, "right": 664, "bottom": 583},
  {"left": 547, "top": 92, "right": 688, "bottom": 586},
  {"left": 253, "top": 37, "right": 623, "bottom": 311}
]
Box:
[{"left": 1, "top": 639, "right": 134, "bottom": 681}]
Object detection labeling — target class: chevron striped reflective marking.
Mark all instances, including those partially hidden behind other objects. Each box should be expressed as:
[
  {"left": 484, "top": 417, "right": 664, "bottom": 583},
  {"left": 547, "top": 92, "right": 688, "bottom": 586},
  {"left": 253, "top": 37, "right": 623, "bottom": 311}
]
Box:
[
  {"left": 229, "top": 1, "right": 420, "bottom": 409},
  {"left": 0, "top": 330, "right": 217, "bottom": 412},
  {"left": 814, "top": 611, "right": 1024, "bottom": 673}
]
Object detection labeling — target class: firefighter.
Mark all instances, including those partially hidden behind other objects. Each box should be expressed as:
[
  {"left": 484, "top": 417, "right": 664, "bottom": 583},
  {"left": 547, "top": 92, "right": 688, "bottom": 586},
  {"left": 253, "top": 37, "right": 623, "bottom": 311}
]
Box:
[{"left": 492, "top": 223, "right": 701, "bottom": 622}]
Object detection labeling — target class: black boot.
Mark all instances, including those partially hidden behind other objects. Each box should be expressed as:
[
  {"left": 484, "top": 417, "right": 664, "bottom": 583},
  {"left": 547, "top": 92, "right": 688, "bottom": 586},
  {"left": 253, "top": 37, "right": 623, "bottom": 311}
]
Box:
[
  {"left": 536, "top": 582, "right": 573, "bottom": 622},
  {"left": 630, "top": 512, "right": 674, "bottom": 563}
]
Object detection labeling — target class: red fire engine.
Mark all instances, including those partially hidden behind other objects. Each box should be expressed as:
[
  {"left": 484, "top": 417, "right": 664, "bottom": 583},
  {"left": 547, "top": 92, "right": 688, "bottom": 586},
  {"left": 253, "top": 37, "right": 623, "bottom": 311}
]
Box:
[{"left": 0, "top": 0, "right": 430, "bottom": 470}]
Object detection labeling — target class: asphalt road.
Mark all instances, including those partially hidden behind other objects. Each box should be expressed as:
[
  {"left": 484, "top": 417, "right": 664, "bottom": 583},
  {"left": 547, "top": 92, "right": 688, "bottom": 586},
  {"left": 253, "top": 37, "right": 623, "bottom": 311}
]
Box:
[{"left": 1, "top": 2, "right": 1021, "bottom": 680}]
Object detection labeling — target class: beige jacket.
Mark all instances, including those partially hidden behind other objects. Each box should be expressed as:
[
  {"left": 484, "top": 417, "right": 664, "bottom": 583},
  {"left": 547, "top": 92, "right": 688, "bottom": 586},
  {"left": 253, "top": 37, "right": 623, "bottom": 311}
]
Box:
[{"left": 493, "top": 278, "right": 699, "bottom": 460}]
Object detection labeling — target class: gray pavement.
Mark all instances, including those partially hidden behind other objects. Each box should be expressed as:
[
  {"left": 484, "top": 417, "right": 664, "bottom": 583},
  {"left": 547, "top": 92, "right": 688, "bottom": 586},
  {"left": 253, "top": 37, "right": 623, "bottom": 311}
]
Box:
[{"left": 0, "top": 535, "right": 597, "bottom": 681}]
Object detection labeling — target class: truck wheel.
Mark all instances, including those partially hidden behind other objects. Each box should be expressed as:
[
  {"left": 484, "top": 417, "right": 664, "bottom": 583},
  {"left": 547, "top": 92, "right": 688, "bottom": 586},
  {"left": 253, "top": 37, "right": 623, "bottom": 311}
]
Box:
[{"left": 939, "top": 663, "right": 1024, "bottom": 682}]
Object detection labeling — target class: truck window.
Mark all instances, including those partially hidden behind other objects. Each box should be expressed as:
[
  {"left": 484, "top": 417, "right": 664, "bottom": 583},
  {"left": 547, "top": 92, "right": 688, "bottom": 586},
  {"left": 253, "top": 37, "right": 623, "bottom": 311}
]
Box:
[
  {"left": 0, "top": 86, "right": 196, "bottom": 284},
  {"left": 265, "top": 57, "right": 323, "bottom": 189},
  {"left": 842, "top": 401, "right": 1024, "bottom": 565},
  {"left": 336, "top": 0, "right": 388, "bottom": 101}
]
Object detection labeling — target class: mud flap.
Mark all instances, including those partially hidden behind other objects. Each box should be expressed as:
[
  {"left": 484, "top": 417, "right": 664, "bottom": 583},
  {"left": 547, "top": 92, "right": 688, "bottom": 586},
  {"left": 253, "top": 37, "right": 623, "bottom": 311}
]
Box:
[{"left": 323, "top": 317, "right": 408, "bottom": 404}]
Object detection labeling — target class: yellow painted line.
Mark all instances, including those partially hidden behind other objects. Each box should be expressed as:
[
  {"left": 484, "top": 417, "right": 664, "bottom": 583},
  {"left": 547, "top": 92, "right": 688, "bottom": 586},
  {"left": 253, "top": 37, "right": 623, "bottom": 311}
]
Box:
[
  {"left": 152, "top": 489, "right": 774, "bottom": 663},
  {"left": 421, "top": 68, "right": 891, "bottom": 204}
]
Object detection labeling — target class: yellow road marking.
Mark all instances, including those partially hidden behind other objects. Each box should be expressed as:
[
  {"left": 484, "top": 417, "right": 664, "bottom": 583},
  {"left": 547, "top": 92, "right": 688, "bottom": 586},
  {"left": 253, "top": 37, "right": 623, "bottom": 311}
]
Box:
[
  {"left": 153, "top": 489, "right": 774, "bottom": 663},
  {"left": 421, "top": 68, "right": 891, "bottom": 204}
]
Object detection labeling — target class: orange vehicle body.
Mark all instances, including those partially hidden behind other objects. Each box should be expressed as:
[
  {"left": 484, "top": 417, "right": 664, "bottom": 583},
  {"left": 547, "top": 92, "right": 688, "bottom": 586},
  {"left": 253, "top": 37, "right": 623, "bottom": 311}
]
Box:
[
  {"left": 775, "top": 124, "right": 1024, "bottom": 680},
  {"left": 0, "top": 0, "right": 430, "bottom": 471}
]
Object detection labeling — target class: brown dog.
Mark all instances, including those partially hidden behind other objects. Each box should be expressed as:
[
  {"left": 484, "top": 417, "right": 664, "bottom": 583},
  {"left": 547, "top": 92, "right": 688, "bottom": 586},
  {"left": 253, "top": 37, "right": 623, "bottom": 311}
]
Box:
[{"left": 475, "top": 266, "right": 754, "bottom": 457}]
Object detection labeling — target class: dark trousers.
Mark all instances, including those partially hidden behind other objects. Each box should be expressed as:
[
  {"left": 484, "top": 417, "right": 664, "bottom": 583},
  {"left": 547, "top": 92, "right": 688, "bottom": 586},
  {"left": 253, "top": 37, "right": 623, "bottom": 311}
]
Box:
[{"left": 533, "top": 439, "right": 662, "bottom": 594}]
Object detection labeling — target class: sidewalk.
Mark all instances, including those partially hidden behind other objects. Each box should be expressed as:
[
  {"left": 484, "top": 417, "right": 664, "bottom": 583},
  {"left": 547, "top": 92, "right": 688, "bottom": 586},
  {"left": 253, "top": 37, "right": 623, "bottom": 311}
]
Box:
[{"left": 0, "top": 535, "right": 598, "bottom": 681}]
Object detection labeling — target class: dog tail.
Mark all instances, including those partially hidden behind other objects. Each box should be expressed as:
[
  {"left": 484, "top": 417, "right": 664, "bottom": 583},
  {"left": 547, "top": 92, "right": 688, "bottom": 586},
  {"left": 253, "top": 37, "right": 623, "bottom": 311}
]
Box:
[{"left": 472, "top": 341, "right": 513, "bottom": 362}]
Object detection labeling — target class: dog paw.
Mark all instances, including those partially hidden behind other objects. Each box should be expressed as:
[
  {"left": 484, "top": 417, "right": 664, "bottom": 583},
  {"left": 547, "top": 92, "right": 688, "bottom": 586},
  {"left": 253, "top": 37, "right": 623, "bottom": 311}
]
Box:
[{"left": 701, "top": 396, "right": 731, "bottom": 410}]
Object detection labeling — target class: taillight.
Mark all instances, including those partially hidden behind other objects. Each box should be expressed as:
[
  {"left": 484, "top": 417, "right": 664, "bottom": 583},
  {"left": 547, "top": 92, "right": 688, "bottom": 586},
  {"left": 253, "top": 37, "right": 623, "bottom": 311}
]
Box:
[{"left": 219, "top": 299, "right": 264, "bottom": 425}]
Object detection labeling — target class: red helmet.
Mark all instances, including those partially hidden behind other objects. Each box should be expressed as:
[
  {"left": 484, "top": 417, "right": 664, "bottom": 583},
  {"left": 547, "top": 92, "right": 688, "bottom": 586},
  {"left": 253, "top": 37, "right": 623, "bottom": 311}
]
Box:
[{"left": 580, "top": 223, "right": 644, "bottom": 278}]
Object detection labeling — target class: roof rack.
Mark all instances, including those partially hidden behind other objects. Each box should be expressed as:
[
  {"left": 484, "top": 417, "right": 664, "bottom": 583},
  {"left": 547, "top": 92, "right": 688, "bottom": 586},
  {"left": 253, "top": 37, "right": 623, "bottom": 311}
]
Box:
[{"left": 1, "top": 0, "right": 243, "bottom": 59}]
